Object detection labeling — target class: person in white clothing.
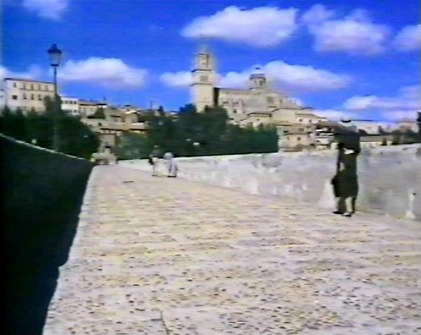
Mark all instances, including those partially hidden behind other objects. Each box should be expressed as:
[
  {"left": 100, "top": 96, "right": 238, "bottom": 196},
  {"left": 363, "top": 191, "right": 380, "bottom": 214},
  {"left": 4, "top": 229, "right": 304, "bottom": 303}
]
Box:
[{"left": 163, "top": 152, "right": 178, "bottom": 177}]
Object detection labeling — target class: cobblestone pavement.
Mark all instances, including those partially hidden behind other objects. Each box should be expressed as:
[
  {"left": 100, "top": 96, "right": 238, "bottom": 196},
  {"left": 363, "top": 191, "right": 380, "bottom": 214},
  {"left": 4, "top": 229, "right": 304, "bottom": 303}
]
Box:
[{"left": 44, "top": 165, "right": 421, "bottom": 335}]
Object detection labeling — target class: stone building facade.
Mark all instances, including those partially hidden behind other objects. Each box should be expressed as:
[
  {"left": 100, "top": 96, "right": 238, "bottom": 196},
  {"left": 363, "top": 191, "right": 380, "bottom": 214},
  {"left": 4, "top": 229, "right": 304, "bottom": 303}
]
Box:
[
  {"left": 81, "top": 107, "right": 148, "bottom": 154},
  {"left": 79, "top": 100, "right": 107, "bottom": 117},
  {"left": 2, "top": 78, "right": 55, "bottom": 113}
]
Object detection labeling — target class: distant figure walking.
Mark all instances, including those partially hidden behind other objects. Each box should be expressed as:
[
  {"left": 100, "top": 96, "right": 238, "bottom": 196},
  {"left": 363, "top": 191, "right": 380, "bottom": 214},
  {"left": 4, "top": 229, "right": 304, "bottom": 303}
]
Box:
[
  {"left": 331, "top": 125, "right": 360, "bottom": 217},
  {"left": 163, "top": 152, "right": 178, "bottom": 178},
  {"left": 149, "top": 145, "right": 161, "bottom": 177}
]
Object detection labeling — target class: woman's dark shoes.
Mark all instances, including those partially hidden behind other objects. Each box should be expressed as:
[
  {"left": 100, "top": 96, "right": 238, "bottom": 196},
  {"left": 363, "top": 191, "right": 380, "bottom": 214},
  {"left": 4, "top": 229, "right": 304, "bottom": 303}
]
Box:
[{"left": 332, "top": 210, "right": 344, "bottom": 215}]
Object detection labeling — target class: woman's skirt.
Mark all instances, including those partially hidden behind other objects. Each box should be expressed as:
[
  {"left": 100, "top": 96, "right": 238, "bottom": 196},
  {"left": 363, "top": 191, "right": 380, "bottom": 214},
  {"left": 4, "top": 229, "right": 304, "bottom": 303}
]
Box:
[{"left": 332, "top": 172, "right": 358, "bottom": 198}]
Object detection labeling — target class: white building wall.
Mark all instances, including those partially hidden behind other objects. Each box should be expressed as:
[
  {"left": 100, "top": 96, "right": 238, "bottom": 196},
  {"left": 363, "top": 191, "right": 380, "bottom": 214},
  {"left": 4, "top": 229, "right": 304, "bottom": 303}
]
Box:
[
  {"left": 0, "top": 90, "right": 5, "bottom": 109},
  {"left": 3, "top": 79, "right": 55, "bottom": 113},
  {"left": 61, "top": 97, "right": 80, "bottom": 116}
]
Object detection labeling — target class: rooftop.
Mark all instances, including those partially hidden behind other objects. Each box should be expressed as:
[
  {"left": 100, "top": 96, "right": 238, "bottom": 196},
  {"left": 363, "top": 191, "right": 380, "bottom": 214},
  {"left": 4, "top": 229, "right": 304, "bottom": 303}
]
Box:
[{"left": 4, "top": 77, "right": 53, "bottom": 85}]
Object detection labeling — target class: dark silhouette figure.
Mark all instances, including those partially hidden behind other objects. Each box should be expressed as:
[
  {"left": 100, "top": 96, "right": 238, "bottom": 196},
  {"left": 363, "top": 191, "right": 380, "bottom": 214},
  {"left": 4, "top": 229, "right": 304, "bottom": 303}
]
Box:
[
  {"left": 1, "top": 135, "right": 93, "bottom": 335},
  {"left": 331, "top": 127, "right": 360, "bottom": 217}
]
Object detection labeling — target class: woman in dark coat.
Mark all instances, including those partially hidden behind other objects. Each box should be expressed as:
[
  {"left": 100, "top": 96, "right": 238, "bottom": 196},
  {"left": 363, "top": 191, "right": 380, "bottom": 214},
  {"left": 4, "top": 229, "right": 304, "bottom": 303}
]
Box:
[{"left": 332, "top": 133, "right": 360, "bottom": 217}]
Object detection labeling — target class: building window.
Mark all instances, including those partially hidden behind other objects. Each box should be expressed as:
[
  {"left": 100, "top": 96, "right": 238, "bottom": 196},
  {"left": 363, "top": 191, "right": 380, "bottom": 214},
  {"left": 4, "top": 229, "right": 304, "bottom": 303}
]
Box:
[
  {"left": 23, "top": 93, "right": 27, "bottom": 99},
  {"left": 298, "top": 119, "right": 303, "bottom": 123},
  {"left": 38, "top": 94, "right": 42, "bottom": 100},
  {"left": 12, "top": 95, "right": 18, "bottom": 100},
  {"left": 200, "top": 75, "right": 208, "bottom": 82},
  {"left": 13, "top": 82, "right": 17, "bottom": 88},
  {"left": 31, "top": 84, "right": 34, "bottom": 90},
  {"left": 38, "top": 84, "right": 41, "bottom": 90},
  {"left": 31, "top": 94, "right": 34, "bottom": 100},
  {"left": 45, "top": 85, "right": 48, "bottom": 91},
  {"left": 267, "top": 97, "right": 274, "bottom": 104},
  {"left": 297, "top": 137, "right": 301, "bottom": 141},
  {"left": 22, "top": 83, "right": 26, "bottom": 89}
]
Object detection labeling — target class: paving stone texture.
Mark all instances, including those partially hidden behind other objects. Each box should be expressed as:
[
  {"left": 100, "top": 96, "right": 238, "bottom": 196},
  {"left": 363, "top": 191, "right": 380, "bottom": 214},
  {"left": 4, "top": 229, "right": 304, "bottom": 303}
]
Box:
[{"left": 44, "top": 165, "right": 421, "bottom": 335}]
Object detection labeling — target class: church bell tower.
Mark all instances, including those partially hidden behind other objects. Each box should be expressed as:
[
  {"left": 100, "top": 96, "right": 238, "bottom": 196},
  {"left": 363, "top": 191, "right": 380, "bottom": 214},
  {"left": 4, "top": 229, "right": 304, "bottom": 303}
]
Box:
[
  {"left": 190, "top": 45, "right": 216, "bottom": 113},
  {"left": 249, "top": 67, "right": 267, "bottom": 92}
]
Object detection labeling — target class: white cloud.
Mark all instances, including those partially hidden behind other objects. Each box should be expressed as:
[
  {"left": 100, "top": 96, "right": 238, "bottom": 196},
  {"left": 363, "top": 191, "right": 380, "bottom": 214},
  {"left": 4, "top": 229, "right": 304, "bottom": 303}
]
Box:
[
  {"left": 343, "top": 85, "right": 420, "bottom": 111},
  {"left": 58, "top": 57, "right": 148, "bottom": 88},
  {"left": 160, "top": 61, "right": 351, "bottom": 93},
  {"left": 381, "top": 110, "right": 420, "bottom": 121},
  {"left": 303, "top": 7, "right": 390, "bottom": 55},
  {"left": 291, "top": 97, "right": 304, "bottom": 107},
  {"left": 263, "top": 61, "right": 351, "bottom": 92},
  {"left": 23, "top": 0, "right": 68, "bottom": 20},
  {"left": 342, "top": 95, "right": 378, "bottom": 110},
  {"left": 181, "top": 6, "right": 298, "bottom": 47},
  {"left": 160, "top": 71, "right": 192, "bottom": 87},
  {"left": 219, "top": 61, "right": 351, "bottom": 92},
  {"left": 343, "top": 85, "right": 420, "bottom": 121},
  {"left": 0, "top": 65, "right": 43, "bottom": 81},
  {"left": 393, "top": 24, "right": 421, "bottom": 51},
  {"left": 301, "top": 4, "right": 335, "bottom": 25},
  {"left": 0, "top": 67, "right": 7, "bottom": 81}
]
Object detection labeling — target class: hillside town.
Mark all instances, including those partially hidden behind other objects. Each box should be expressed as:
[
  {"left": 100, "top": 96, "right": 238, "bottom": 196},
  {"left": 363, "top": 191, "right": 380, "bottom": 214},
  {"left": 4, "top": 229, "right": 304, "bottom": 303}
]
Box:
[{"left": 1, "top": 47, "right": 420, "bottom": 158}]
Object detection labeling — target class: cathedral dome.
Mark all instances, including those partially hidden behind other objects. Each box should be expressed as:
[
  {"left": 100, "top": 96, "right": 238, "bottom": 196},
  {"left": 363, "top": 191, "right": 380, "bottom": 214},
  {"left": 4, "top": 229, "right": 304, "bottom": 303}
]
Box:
[{"left": 249, "top": 66, "right": 266, "bottom": 79}]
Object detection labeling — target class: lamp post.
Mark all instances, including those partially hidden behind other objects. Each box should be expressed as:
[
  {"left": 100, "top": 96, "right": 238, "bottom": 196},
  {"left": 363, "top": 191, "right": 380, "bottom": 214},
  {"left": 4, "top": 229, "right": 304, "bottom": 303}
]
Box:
[{"left": 47, "top": 43, "right": 62, "bottom": 151}]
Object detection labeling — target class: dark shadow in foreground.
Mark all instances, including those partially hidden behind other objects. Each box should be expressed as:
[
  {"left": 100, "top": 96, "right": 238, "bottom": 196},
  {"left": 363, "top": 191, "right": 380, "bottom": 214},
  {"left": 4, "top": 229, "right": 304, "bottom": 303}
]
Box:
[{"left": 1, "top": 135, "right": 94, "bottom": 335}]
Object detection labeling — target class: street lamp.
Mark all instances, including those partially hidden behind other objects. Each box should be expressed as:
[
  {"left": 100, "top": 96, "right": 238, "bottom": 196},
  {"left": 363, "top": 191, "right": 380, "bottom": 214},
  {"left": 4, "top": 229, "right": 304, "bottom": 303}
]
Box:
[{"left": 47, "top": 43, "right": 62, "bottom": 151}]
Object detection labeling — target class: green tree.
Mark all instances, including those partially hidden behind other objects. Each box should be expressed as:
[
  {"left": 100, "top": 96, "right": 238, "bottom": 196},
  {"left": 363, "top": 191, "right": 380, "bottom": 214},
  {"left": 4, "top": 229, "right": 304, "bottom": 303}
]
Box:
[
  {"left": 0, "top": 107, "right": 26, "bottom": 140},
  {"left": 25, "top": 110, "right": 53, "bottom": 148},
  {"left": 381, "top": 137, "right": 388, "bottom": 146},
  {"left": 391, "top": 130, "right": 402, "bottom": 145},
  {"left": 57, "top": 116, "right": 100, "bottom": 159},
  {"left": 157, "top": 105, "right": 165, "bottom": 117},
  {"left": 401, "top": 129, "right": 420, "bottom": 144},
  {"left": 114, "top": 132, "right": 150, "bottom": 159},
  {"left": 140, "top": 104, "right": 279, "bottom": 157},
  {"left": 378, "top": 126, "right": 388, "bottom": 135},
  {"left": 1, "top": 104, "right": 99, "bottom": 159},
  {"left": 90, "top": 108, "right": 105, "bottom": 119}
]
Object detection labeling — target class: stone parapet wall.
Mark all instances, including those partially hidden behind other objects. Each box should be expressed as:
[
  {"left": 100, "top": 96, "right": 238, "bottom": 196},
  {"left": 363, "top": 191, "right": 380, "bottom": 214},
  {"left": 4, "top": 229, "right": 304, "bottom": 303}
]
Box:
[
  {"left": 121, "top": 144, "right": 421, "bottom": 221},
  {"left": 1, "top": 133, "right": 94, "bottom": 334}
]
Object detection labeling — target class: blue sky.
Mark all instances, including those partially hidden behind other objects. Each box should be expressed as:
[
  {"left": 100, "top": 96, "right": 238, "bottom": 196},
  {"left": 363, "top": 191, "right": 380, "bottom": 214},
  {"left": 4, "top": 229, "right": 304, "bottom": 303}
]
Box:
[{"left": 2, "top": 0, "right": 420, "bottom": 121}]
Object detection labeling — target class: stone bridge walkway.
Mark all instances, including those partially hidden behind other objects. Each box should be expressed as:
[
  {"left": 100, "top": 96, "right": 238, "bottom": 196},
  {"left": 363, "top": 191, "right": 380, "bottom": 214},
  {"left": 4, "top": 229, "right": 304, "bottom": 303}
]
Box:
[{"left": 44, "top": 165, "right": 421, "bottom": 335}]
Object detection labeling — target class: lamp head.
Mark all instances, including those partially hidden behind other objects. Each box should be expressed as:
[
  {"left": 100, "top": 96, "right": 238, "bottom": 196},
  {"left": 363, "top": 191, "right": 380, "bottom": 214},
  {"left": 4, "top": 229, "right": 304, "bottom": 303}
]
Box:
[{"left": 48, "top": 44, "right": 62, "bottom": 67}]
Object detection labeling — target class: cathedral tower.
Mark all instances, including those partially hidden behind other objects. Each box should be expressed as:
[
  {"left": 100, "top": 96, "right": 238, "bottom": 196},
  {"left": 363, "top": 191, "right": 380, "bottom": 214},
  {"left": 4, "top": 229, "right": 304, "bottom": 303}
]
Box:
[
  {"left": 190, "top": 45, "right": 216, "bottom": 113},
  {"left": 249, "top": 67, "right": 267, "bottom": 92}
]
